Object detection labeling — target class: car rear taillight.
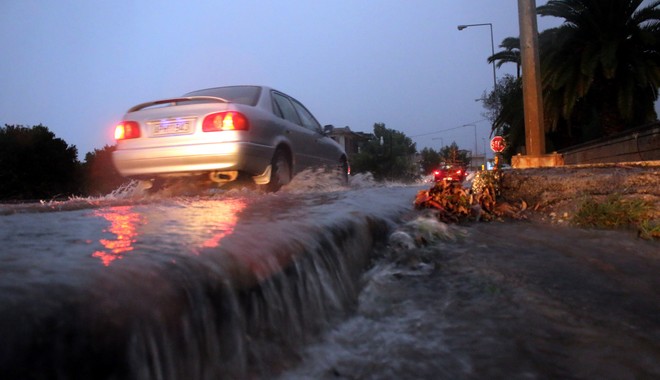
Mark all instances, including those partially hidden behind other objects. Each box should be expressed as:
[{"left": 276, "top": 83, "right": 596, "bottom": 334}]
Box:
[
  {"left": 114, "top": 121, "right": 140, "bottom": 140},
  {"left": 202, "top": 112, "right": 249, "bottom": 132}
]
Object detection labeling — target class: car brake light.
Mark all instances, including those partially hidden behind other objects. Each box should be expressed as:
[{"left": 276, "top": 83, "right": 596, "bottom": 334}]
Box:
[
  {"left": 456, "top": 170, "right": 462, "bottom": 174},
  {"left": 114, "top": 121, "right": 140, "bottom": 140},
  {"left": 202, "top": 111, "right": 249, "bottom": 132}
]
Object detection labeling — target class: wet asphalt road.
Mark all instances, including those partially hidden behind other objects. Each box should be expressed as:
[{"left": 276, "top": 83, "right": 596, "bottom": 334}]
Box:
[
  {"left": 1, "top": 178, "right": 658, "bottom": 379},
  {"left": 281, "top": 220, "right": 660, "bottom": 380}
]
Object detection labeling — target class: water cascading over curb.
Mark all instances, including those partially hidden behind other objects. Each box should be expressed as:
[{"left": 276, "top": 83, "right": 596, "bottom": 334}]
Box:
[{"left": 0, "top": 188, "right": 411, "bottom": 380}]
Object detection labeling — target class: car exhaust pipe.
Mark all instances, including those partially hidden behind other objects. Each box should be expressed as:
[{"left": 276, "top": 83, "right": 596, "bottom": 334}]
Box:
[{"left": 209, "top": 171, "right": 239, "bottom": 183}]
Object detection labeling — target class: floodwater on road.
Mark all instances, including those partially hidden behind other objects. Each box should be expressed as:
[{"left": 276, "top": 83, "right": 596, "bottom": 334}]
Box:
[
  {"left": 281, "top": 218, "right": 660, "bottom": 380},
  {"left": 0, "top": 173, "right": 658, "bottom": 379},
  {"left": 0, "top": 173, "right": 418, "bottom": 379}
]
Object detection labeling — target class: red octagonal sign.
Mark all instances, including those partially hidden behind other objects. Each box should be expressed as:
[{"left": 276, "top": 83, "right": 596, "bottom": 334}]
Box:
[{"left": 490, "top": 136, "right": 506, "bottom": 153}]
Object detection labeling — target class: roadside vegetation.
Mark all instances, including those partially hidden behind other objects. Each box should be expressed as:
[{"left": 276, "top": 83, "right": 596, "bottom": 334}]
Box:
[
  {"left": 418, "top": 143, "right": 471, "bottom": 175},
  {"left": 349, "top": 123, "right": 419, "bottom": 182},
  {"left": 0, "top": 124, "right": 81, "bottom": 200},
  {"left": 483, "top": 0, "right": 660, "bottom": 161},
  {"left": 572, "top": 195, "right": 660, "bottom": 239},
  {"left": 415, "top": 169, "right": 659, "bottom": 241},
  {"left": 0, "top": 124, "right": 124, "bottom": 200}
]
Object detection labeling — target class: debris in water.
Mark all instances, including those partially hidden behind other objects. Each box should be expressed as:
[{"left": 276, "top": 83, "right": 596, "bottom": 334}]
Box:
[
  {"left": 388, "top": 214, "right": 464, "bottom": 252},
  {"left": 388, "top": 230, "right": 416, "bottom": 251},
  {"left": 414, "top": 170, "right": 527, "bottom": 223}
]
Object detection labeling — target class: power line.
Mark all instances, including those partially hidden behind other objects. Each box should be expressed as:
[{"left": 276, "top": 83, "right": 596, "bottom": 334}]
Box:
[
  {"left": 410, "top": 119, "right": 488, "bottom": 138},
  {"left": 411, "top": 125, "right": 465, "bottom": 138}
]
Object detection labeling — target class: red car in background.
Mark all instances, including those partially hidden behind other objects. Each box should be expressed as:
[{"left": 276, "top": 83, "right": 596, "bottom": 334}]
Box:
[{"left": 433, "top": 164, "right": 467, "bottom": 183}]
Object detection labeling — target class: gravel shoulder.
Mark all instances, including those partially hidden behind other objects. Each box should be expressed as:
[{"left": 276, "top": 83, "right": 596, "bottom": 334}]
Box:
[{"left": 499, "top": 161, "right": 660, "bottom": 225}]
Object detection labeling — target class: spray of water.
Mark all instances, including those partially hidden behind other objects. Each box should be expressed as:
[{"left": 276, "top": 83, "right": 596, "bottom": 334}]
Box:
[
  {"left": 0, "top": 166, "right": 425, "bottom": 378},
  {"left": 278, "top": 216, "right": 471, "bottom": 379}
]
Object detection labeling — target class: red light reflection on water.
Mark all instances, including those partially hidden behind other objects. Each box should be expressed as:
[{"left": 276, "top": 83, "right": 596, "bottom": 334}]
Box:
[
  {"left": 199, "top": 198, "right": 246, "bottom": 249},
  {"left": 92, "top": 199, "right": 247, "bottom": 266},
  {"left": 92, "top": 206, "right": 142, "bottom": 266}
]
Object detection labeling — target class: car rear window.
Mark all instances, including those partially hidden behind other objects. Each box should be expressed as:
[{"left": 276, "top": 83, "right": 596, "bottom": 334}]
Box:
[{"left": 183, "top": 86, "right": 261, "bottom": 106}]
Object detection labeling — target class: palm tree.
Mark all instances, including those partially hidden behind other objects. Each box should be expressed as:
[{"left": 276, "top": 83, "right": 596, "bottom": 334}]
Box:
[
  {"left": 489, "top": 75, "right": 525, "bottom": 160},
  {"left": 488, "top": 37, "right": 521, "bottom": 78},
  {"left": 538, "top": 0, "right": 660, "bottom": 138}
]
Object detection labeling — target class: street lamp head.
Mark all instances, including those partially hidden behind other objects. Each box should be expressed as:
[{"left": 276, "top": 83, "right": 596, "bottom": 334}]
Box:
[{"left": 457, "top": 22, "right": 498, "bottom": 90}]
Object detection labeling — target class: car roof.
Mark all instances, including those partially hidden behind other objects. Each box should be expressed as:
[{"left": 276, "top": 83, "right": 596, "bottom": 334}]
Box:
[
  {"left": 183, "top": 85, "right": 290, "bottom": 97},
  {"left": 184, "top": 84, "right": 271, "bottom": 93}
]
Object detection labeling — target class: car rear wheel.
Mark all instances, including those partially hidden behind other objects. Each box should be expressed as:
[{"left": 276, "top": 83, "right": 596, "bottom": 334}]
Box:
[
  {"left": 338, "top": 157, "right": 349, "bottom": 184},
  {"left": 264, "top": 149, "right": 291, "bottom": 192},
  {"left": 143, "top": 178, "right": 165, "bottom": 194}
]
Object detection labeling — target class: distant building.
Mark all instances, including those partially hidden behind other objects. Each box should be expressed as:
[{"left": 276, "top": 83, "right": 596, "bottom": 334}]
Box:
[
  {"left": 471, "top": 153, "right": 487, "bottom": 170},
  {"left": 328, "top": 126, "right": 373, "bottom": 159}
]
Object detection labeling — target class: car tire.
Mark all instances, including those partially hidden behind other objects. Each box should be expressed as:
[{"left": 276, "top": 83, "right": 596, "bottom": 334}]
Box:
[
  {"left": 144, "top": 178, "right": 166, "bottom": 194},
  {"left": 264, "top": 149, "right": 291, "bottom": 192},
  {"left": 339, "top": 157, "right": 349, "bottom": 184}
]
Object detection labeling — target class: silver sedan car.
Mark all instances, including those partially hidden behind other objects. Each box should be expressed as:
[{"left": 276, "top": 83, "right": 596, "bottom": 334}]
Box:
[{"left": 112, "top": 85, "right": 348, "bottom": 191}]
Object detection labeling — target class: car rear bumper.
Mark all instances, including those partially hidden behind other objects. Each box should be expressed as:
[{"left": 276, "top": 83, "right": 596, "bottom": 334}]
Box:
[{"left": 112, "top": 141, "right": 273, "bottom": 178}]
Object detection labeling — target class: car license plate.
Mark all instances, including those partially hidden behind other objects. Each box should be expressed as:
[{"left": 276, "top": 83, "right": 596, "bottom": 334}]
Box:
[{"left": 149, "top": 118, "right": 194, "bottom": 136}]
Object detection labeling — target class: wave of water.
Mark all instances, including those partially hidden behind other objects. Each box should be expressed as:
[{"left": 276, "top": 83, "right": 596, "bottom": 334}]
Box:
[{"left": 0, "top": 171, "right": 423, "bottom": 379}]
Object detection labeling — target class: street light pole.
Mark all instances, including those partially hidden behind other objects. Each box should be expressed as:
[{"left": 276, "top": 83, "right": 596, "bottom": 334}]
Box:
[
  {"left": 457, "top": 23, "right": 497, "bottom": 90},
  {"left": 458, "top": 23, "right": 498, "bottom": 169},
  {"left": 474, "top": 125, "right": 477, "bottom": 159},
  {"left": 482, "top": 138, "right": 487, "bottom": 160}
]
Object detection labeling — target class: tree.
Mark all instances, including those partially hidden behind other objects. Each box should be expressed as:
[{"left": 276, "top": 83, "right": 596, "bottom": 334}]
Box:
[
  {"left": 438, "top": 142, "right": 471, "bottom": 167},
  {"left": 481, "top": 74, "right": 525, "bottom": 162},
  {"left": 484, "top": 0, "right": 660, "bottom": 154},
  {"left": 350, "top": 123, "right": 418, "bottom": 181},
  {"left": 419, "top": 142, "right": 472, "bottom": 175},
  {"left": 81, "top": 145, "right": 127, "bottom": 196},
  {"left": 538, "top": 0, "right": 660, "bottom": 138},
  {"left": 0, "top": 124, "right": 80, "bottom": 200},
  {"left": 488, "top": 37, "right": 521, "bottom": 78},
  {"left": 419, "top": 147, "right": 442, "bottom": 175}
]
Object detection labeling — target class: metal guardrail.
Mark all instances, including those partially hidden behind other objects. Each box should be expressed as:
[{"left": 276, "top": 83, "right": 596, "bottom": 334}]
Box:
[{"left": 559, "top": 122, "right": 660, "bottom": 165}]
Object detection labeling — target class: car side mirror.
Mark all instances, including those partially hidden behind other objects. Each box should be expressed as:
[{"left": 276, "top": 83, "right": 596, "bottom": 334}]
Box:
[{"left": 323, "top": 124, "right": 334, "bottom": 134}]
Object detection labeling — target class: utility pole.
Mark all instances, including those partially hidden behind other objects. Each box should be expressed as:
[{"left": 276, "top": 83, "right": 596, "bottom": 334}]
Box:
[{"left": 517, "top": 0, "right": 545, "bottom": 157}]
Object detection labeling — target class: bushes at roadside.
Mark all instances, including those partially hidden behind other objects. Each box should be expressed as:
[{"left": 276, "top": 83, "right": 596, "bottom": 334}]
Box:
[
  {"left": 572, "top": 195, "right": 659, "bottom": 240},
  {"left": 0, "top": 124, "right": 126, "bottom": 200},
  {"left": 81, "top": 145, "right": 127, "bottom": 196},
  {"left": 0, "top": 124, "right": 81, "bottom": 200}
]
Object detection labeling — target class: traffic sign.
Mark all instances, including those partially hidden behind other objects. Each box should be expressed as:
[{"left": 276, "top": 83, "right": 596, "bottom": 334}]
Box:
[{"left": 490, "top": 136, "right": 506, "bottom": 153}]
